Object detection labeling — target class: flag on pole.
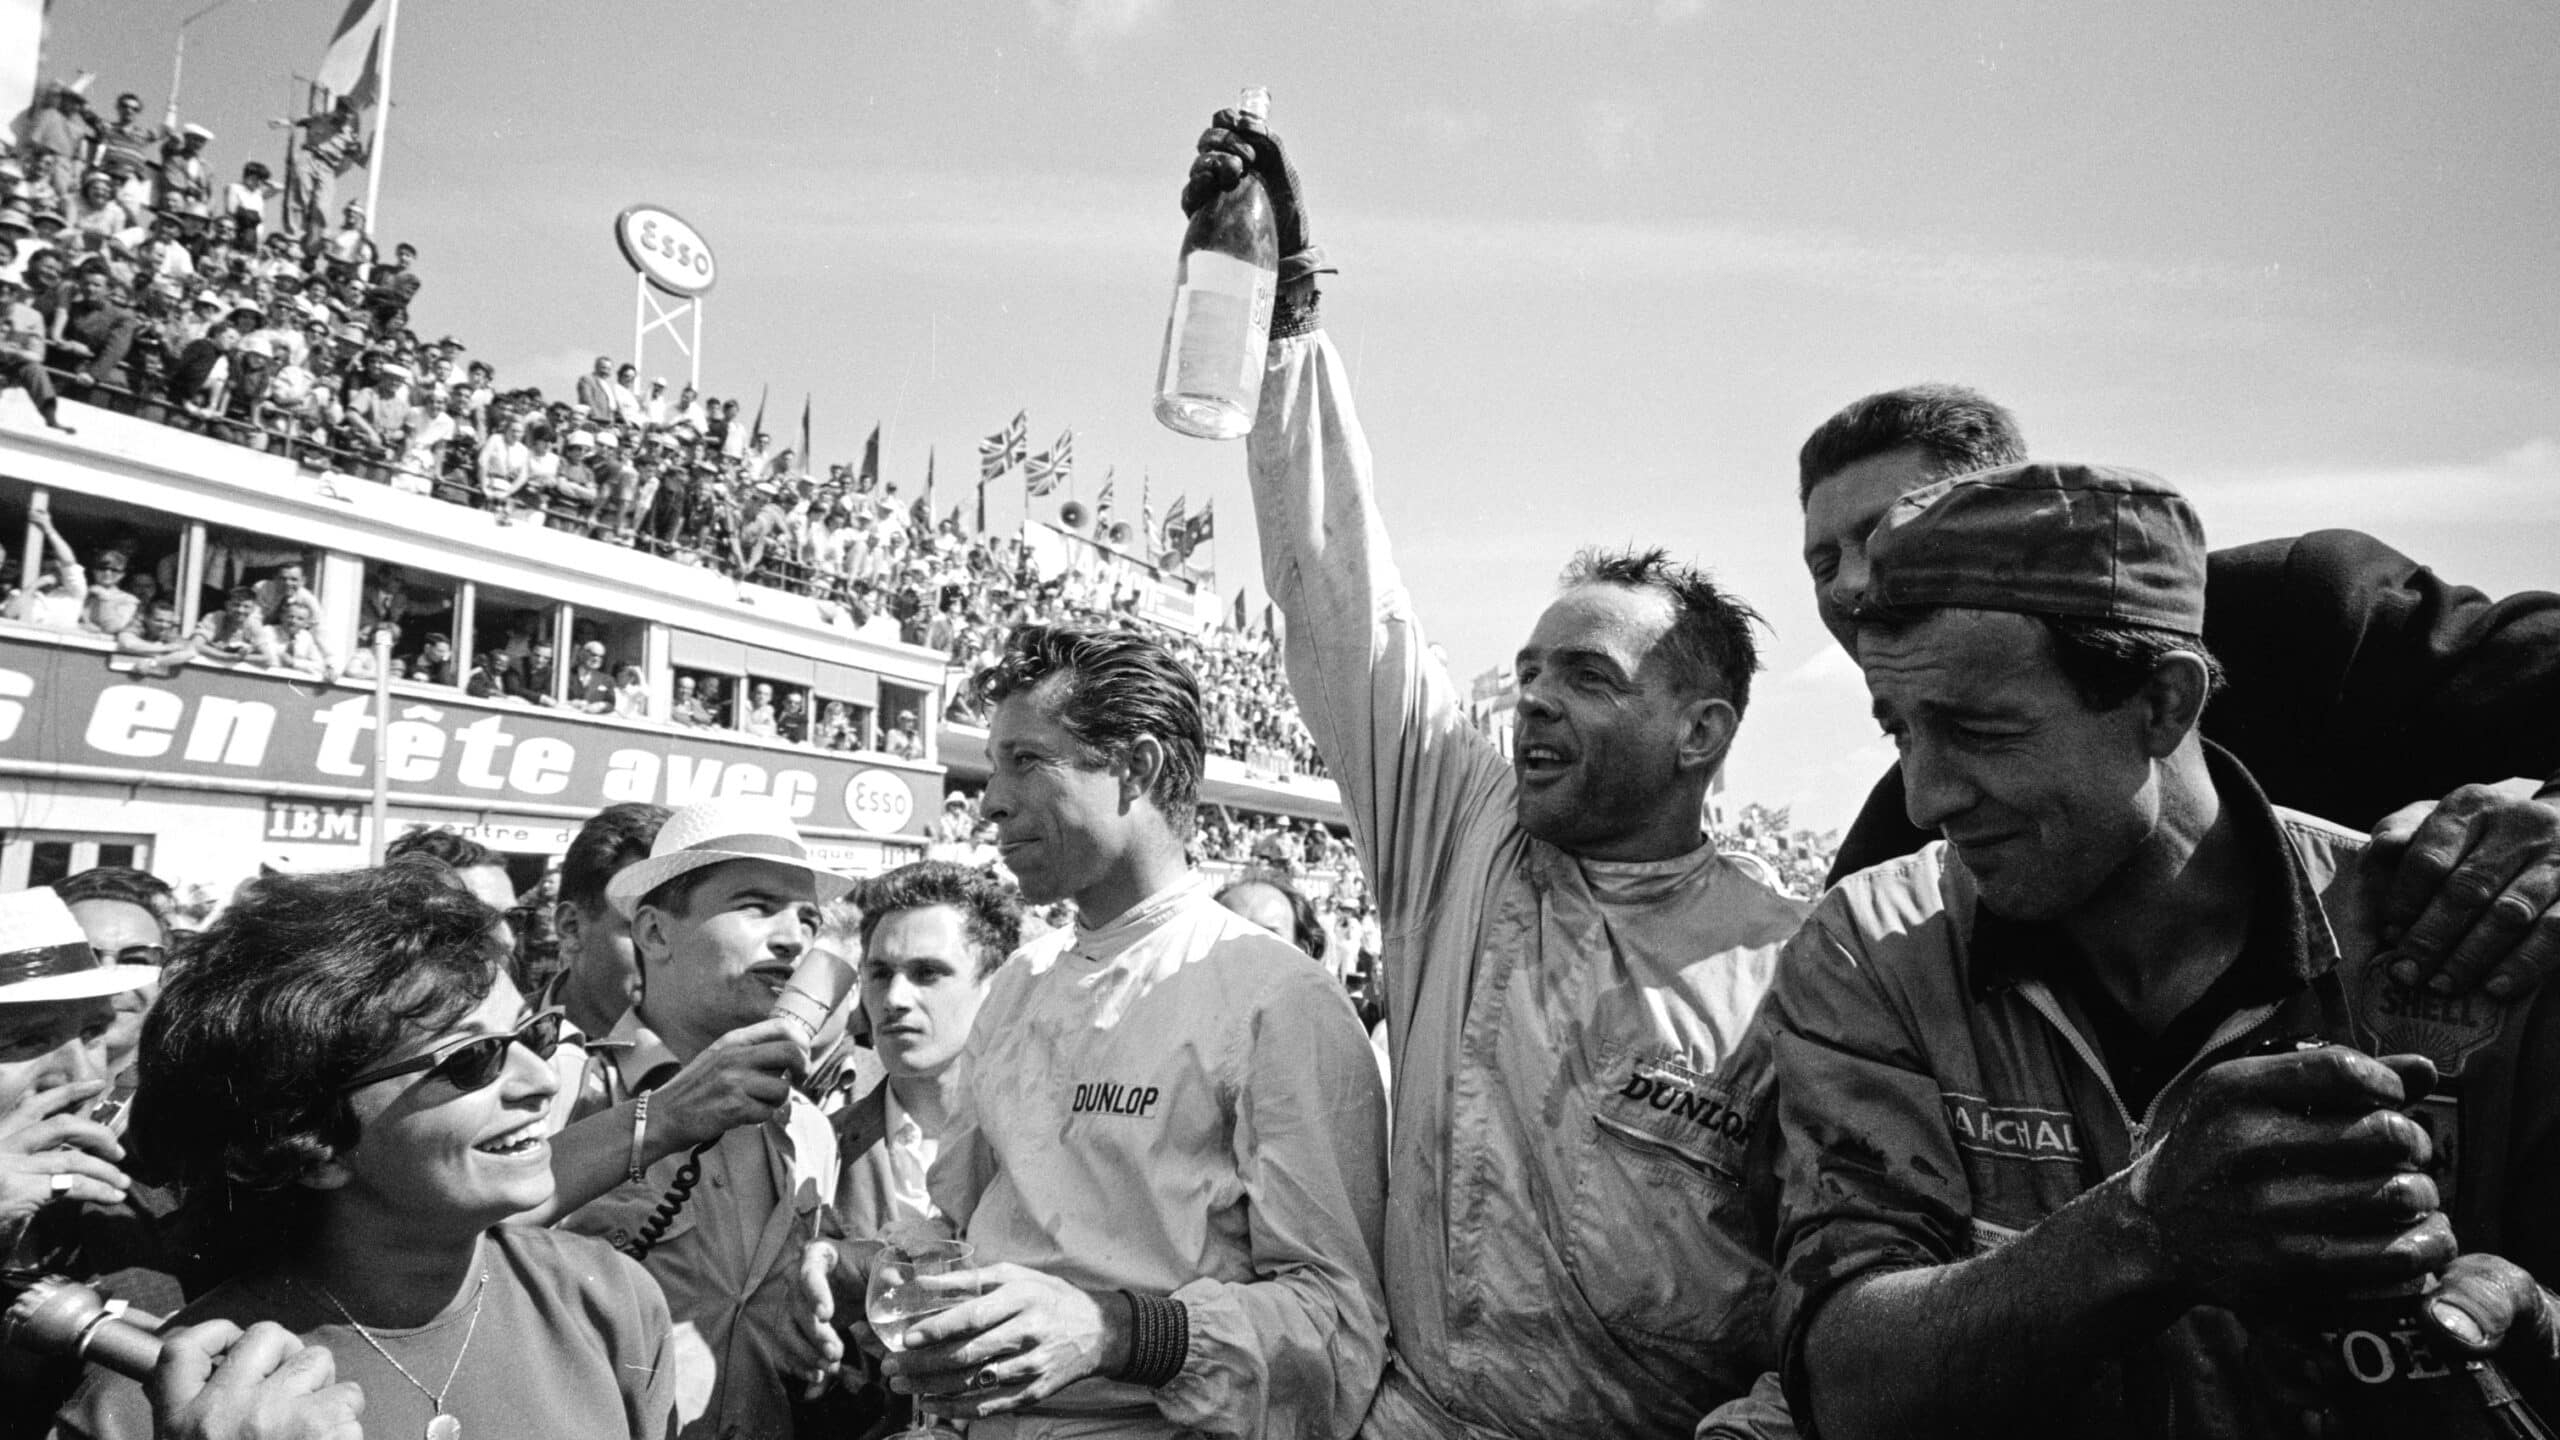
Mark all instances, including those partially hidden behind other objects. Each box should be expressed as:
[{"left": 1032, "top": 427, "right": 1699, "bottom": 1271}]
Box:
[
  {"left": 748, "top": 385, "right": 767, "bottom": 445},
  {"left": 1094, "top": 477, "right": 1116, "bottom": 533},
  {"left": 0, "top": 3, "right": 50, "bottom": 133},
  {"left": 799, "top": 395, "right": 813, "bottom": 466},
  {"left": 1232, "top": 587, "right": 1249, "bottom": 632},
  {"left": 1139, "top": 473, "right": 1153, "bottom": 557},
  {"left": 1024, "top": 429, "right": 1073, "bottom": 496},
  {"left": 855, "top": 425, "right": 880, "bottom": 492},
  {"left": 979, "top": 410, "right": 1027, "bottom": 484},
  {"left": 1161, "top": 496, "right": 1188, "bottom": 559},
  {"left": 314, "top": 0, "right": 392, "bottom": 109},
  {"left": 1184, "top": 503, "right": 1215, "bottom": 559}
]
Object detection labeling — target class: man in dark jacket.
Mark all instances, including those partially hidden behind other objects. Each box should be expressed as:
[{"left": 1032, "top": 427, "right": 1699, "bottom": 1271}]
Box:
[
  {"left": 44, "top": 267, "right": 136, "bottom": 394},
  {"left": 1800, "top": 384, "right": 2560, "bottom": 999}
]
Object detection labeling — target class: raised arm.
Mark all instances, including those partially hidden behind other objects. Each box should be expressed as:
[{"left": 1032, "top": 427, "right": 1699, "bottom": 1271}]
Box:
[{"left": 1209, "top": 114, "right": 1514, "bottom": 1020}]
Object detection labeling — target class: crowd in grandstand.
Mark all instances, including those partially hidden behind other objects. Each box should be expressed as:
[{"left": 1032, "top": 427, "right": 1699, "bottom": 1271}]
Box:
[{"left": 0, "top": 74, "right": 1332, "bottom": 781}]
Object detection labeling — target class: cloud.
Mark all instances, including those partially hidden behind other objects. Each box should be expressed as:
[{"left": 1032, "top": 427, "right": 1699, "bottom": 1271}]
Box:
[
  {"left": 486, "top": 345, "right": 609, "bottom": 391},
  {"left": 1579, "top": 95, "right": 1651, "bottom": 172},
  {"left": 1027, "top": 0, "right": 1163, "bottom": 61},
  {"left": 2186, "top": 437, "right": 2560, "bottom": 533},
  {"left": 1655, "top": 0, "right": 1713, "bottom": 21},
  {"left": 1406, "top": 104, "right": 1494, "bottom": 151}
]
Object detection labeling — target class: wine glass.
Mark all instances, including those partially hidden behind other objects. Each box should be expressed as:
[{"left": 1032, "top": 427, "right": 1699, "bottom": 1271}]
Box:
[{"left": 866, "top": 1237, "right": 978, "bottom": 1440}]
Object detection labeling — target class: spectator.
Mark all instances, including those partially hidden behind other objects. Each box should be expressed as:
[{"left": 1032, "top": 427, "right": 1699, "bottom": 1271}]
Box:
[
  {"left": 568, "top": 640, "right": 613, "bottom": 712},
  {"left": 1213, "top": 870, "right": 1329, "bottom": 963},
  {"left": 385, "top": 824, "right": 522, "bottom": 965},
  {"left": 515, "top": 637, "right": 559, "bottom": 707},
  {"left": 115, "top": 593, "right": 193, "bottom": 671},
  {"left": 743, "top": 680, "right": 777, "bottom": 738},
  {"left": 44, "top": 265, "right": 137, "bottom": 393},
  {"left": 59, "top": 866, "right": 678, "bottom": 1440},
  {"left": 884, "top": 709, "right": 923, "bottom": 760},
  {"left": 271, "top": 592, "right": 338, "bottom": 680},
  {"left": 408, "top": 630, "right": 457, "bottom": 686},
  {"left": 669, "top": 673, "right": 711, "bottom": 726},
  {"left": 276, "top": 99, "right": 365, "bottom": 236},
  {"left": 163, "top": 314, "right": 237, "bottom": 420},
  {"left": 0, "top": 271, "right": 72, "bottom": 432},
  {"left": 23, "top": 83, "right": 94, "bottom": 201},
  {"left": 3, "top": 504, "right": 88, "bottom": 628},
  {"left": 73, "top": 545, "right": 138, "bottom": 636},
  {"left": 152, "top": 123, "right": 217, "bottom": 235},
  {"left": 804, "top": 861, "right": 1017, "bottom": 1429},
  {"left": 90, "top": 92, "right": 161, "bottom": 213},
  {"left": 0, "top": 887, "right": 166, "bottom": 1436},
  {"left": 222, "top": 158, "right": 275, "bottom": 249},
  {"left": 612, "top": 663, "right": 648, "bottom": 718},
  {"left": 466, "top": 646, "right": 514, "bottom": 699},
  {"left": 816, "top": 699, "right": 855, "bottom": 751},
  {"left": 557, "top": 795, "right": 850, "bottom": 1440}
]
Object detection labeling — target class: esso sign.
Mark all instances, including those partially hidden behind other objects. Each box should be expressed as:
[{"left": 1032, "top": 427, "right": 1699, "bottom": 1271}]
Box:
[
  {"left": 843, "top": 768, "right": 916, "bottom": 836},
  {"left": 615, "top": 205, "right": 717, "bottom": 297}
]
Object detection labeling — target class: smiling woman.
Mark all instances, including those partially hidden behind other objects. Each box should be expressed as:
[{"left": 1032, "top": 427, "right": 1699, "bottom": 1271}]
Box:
[{"left": 53, "top": 866, "right": 680, "bottom": 1440}]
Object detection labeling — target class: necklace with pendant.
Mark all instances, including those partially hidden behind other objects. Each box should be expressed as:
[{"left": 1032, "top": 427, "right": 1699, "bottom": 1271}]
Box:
[{"left": 297, "top": 1260, "right": 491, "bottom": 1440}]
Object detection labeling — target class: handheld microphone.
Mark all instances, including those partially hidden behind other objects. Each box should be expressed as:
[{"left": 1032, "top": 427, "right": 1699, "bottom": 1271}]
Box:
[
  {"left": 771, "top": 943, "right": 857, "bottom": 1047},
  {"left": 1, "top": 1274, "right": 167, "bottom": 1381}
]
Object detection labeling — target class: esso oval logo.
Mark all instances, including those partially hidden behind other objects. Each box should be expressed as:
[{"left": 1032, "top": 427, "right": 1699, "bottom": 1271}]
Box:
[
  {"left": 614, "top": 205, "right": 718, "bottom": 297},
  {"left": 843, "top": 769, "right": 915, "bottom": 836}
]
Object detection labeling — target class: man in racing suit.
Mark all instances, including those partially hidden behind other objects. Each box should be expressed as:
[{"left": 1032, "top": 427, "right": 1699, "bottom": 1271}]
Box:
[
  {"left": 883, "top": 623, "right": 1388, "bottom": 1439},
  {"left": 1197, "top": 113, "right": 1809, "bottom": 1438},
  {"left": 1765, "top": 461, "right": 2560, "bottom": 1437}
]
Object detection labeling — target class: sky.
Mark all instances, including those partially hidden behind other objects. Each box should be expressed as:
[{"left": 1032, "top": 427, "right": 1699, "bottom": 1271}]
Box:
[{"left": 39, "top": 0, "right": 2560, "bottom": 834}]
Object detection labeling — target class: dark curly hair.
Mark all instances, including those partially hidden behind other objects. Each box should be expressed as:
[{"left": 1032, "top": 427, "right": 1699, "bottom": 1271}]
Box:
[
  {"left": 128, "top": 865, "right": 507, "bottom": 1274},
  {"left": 968, "top": 624, "right": 1205, "bottom": 841},
  {"left": 855, "top": 861, "right": 1024, "bottom": 980}
]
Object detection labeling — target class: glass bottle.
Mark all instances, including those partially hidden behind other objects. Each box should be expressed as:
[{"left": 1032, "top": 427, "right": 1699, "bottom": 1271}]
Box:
[{"left": 1154, "top": 86, "right": 1279, "bottom": 441}]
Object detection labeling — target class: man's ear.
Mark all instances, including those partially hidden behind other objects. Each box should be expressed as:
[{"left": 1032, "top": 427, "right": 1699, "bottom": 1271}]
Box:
[
  {"left": 2136, "top": 652, "right": 2211, "bottom": 759},
  {"left": 1119, "top": 736, "right": 1168, "bottom": 813},
  {"left": 1676, "top": 695, "right": 1741, "bottom": 780}
]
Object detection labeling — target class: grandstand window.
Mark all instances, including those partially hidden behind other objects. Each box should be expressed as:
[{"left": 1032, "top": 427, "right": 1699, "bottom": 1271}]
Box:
[
  {"left": 201, "top": 527, "right": 323, "bottom": 628},
  {"left": 0, "top": 482, "right": 190, "bottom": 636},
  {"left": 357, "top": 560, "right": 461, "bottom": 685},
  {"left": 470, "top": 582, "right": 563, "bottom": 706},
  {"left": 879, "top": 682, "right": 931, "bottom": 759}
]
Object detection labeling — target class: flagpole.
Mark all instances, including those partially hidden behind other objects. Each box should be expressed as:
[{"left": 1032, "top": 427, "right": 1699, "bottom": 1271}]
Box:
[{"left": 360, "top": 0, "right": 401, "bottom": 237}]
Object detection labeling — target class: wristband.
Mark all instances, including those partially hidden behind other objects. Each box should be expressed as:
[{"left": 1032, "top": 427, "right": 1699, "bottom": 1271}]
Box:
[
  {"left": 628, "top": 1092, "right": 652, "bottom": 1185},
  {"left": 1271, "top": 281, "right": 1322, "bottom": 341},
  {"left": 1112, "top": 1289, "right": 1189, "bottom": 1389}
]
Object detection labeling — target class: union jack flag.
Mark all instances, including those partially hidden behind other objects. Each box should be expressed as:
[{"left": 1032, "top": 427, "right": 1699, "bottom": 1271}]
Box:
[
  {"left": 1160, "top": 495, "right": 1188, "bottom": 557},
  {"left": 979, "top": 410, "right": 1027, "bottom": 484},
  {"left": 1024, "top": 429, "right": 1073, "bottom": 496}
]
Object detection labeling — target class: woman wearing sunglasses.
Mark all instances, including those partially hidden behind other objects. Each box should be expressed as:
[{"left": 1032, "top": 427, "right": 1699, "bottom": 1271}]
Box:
[{"left": 54, "top": 864, "right": 679, "bottom": 1440}]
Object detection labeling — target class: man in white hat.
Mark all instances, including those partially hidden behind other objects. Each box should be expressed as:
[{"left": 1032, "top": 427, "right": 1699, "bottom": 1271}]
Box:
[
  {"left": 0, "top": 886, "right": 159, "bottom": 1426},
  {"left": 550, "top": 794, "right": 853, "bottom": 1440}
]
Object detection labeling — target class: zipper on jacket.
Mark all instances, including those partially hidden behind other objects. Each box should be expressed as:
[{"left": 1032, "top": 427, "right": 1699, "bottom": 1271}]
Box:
[{"left": 2015, "top": 981, "right": 2280, "bottom": 1155}]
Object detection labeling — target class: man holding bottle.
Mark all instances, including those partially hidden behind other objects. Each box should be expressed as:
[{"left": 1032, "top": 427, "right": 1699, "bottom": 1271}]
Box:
[{"left": 1195, "top": 115, "right": 1807, "bottom": 1438}]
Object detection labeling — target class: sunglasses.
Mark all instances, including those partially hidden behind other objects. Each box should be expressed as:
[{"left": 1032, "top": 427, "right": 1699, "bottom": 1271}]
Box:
[{"left": 341, "top": 1009, "right": 565, "bottom": 1093}]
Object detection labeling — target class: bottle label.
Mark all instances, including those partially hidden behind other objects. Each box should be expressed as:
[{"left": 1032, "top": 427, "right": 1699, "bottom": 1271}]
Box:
[{"left": 1166, "top": 250, "right": 1277, "bottom": 401}]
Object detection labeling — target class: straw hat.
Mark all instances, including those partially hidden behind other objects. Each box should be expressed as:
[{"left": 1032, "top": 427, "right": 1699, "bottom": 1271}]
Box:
[
  {"left": 0, "top": 890, "right": 160, "bottom": 1004},
  {"left": 604, "top": 795, "right": 852, "bottom": 918}
]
